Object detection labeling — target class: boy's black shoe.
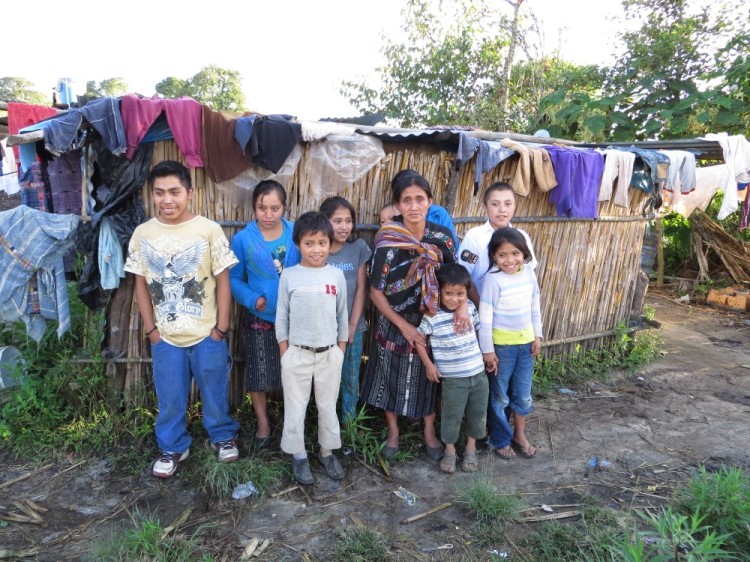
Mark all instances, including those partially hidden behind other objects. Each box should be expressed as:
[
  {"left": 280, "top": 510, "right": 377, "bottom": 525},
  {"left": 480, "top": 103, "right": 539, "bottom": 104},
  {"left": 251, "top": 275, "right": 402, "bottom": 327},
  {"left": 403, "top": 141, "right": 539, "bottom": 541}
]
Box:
[
  {"left": 318, "top": 453, "right": 345, "bottom": 480},
  {"left": 291, "top": 458, "right": 314, "bottom": 485}
]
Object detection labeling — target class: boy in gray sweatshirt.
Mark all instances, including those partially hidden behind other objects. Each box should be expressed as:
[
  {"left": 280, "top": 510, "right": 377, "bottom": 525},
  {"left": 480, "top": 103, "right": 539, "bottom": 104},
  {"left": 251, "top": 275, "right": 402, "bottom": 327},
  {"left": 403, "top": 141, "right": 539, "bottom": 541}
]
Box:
[{"left": 276, "top": 212, "right": 348, "bottom": 484}]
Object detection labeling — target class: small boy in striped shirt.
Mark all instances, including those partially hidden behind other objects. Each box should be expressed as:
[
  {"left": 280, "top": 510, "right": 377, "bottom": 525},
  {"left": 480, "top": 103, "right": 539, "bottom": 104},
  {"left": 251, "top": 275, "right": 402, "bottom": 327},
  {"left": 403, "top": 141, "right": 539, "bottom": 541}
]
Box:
[{"left": 415, "top": 263, "right": 489, "bottom": 474}]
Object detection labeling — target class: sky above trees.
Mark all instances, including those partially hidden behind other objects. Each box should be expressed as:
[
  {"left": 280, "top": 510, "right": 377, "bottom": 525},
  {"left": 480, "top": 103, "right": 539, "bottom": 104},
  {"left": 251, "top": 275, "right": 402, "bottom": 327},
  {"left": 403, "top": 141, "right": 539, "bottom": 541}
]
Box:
[{"left": 3, "top": 0, "right": 622, "bottom": 120}]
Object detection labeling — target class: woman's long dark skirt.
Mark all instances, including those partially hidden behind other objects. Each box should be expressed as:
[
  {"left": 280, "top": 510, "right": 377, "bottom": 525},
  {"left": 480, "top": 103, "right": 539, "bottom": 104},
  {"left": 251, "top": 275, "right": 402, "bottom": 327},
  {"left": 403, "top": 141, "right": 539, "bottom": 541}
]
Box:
[
  {"left": 242, "top": 312, "right": 282, "bottom": 392},
  {"left": 361, "top": 311, "right": 438, "bottom": 417}
]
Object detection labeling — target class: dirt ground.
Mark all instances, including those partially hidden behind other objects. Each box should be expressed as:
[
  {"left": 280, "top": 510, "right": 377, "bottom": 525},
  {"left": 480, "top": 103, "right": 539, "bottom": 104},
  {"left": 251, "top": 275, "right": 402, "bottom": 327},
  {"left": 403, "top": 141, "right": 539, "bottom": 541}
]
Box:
[{"left": 1, "top": 290, "right": 749, "bottom": 561}]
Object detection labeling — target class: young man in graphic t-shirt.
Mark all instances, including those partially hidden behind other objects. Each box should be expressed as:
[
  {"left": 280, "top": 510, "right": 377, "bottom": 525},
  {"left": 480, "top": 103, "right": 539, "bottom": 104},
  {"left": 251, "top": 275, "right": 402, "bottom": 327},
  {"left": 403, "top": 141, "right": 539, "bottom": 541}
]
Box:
[{"left": 125, "top": 160, "right": 240, "bottom": 478}]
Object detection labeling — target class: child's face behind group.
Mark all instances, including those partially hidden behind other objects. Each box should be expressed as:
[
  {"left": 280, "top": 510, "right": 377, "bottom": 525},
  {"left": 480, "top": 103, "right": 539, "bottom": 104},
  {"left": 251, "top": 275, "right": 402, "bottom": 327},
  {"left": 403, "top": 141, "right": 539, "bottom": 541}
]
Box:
[
  {"left": 485, "top": 189, "right": 517, "bottom": 230},
  {"left": 379, "top": 204, "right": 396, "bottom": 226},
  {"left": 299, "top": 231, "right": 331, "bottom": 268},
  {"left": 493, "top": 242, "right": 524, "bottom": 274},
  {"left": 440, "top": 283, "right": 468, "bottom": 312},
  {"left": 153, "top": 175, "right": 194, "bottom": 225}
]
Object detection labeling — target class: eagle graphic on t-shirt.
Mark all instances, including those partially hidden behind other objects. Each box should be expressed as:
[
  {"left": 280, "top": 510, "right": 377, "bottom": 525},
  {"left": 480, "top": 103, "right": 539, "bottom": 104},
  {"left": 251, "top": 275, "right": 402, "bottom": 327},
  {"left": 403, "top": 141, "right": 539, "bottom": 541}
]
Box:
[{"left": 140, "top": 238, "right": 208, "bottom": 319}]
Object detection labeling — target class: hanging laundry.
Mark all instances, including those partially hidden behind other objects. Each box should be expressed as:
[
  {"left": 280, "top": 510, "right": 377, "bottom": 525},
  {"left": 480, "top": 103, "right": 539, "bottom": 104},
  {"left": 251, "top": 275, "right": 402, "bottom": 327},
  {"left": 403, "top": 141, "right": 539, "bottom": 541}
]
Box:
[
  {"left": 43, "top": 97, "right": 127, "bottom": 157},
  {"left": 121, "top": 94, "right": 203, "bottom": 167},
  {"left": 455, "top": 133, "right": 516, "bottom": 194},
  {"left": 98, "top": 217, "right": 125, "bottom": 290},
  {"left": 739, "top": 183, "right": 750, "bottom": 230},
  {"left": 0, "top": 139, "right": 16, "bottom": 176},
  {"left": 614, "top": 146, "right": 670, "bottom": 194},
  {"left": 16, "top": 121, "right": 50, "bottom": 173},
  {"left": 300, "top": 121, "right": 356, "bottom": 142},
  {"left": 19, "top": 162, "right": 51, "bottom": 212},
  {"left": 0, "top": 205, "right": 79, "bottom": 341},
  {"left": 234, "top": 114, "right": 259, "bottom": 155},
  {"left": 474, "top": 140, "right": 515, "bottom": 195},
  {"left": 6, "top": 102, "right": 57, "bottom": 166},
  {"left": 699, "top": 133, "right": 750, "bottom": 220},
  {"left": 544, "top": 146, "right": 604, "bottom": 218},
  {"left": 666, "top": 164, "right": 730, "bottom": 218},
  {"left": 596, "top": 149, "right": 635, "bottom": 208},
  {"left": 201, "top": 106, "right": 252, "bottom": 183},
  {"left": 500, "top": 138, "right": 557, "bottom": 196},
  {"left": 46, "top": 149, "right": 83, "bottom": 215},
  {"left": 77, "top": 140, "right": 154, "bottom": 310},
  {"left": 456, "top": 133, "right": 481, "bottom": 169},
  {"left": 240, "top": 115, "right": 301, "bottom": 174},
  {"left": 659, "top": 150, "right": 697, "bottom": 194}
]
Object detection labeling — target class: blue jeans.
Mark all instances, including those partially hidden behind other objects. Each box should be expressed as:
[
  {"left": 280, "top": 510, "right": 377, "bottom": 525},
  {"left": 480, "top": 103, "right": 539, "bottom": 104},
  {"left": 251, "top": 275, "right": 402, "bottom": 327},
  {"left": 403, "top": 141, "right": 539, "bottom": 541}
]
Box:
[
  {"left": 487, "top": 343, "right": 534, "bottom": 449},
  {"left": 340, "top": 331, "right": 364, "bottom": 422},
  {"left": 151, "top": 336, "right": 239, "bottom": 453}
]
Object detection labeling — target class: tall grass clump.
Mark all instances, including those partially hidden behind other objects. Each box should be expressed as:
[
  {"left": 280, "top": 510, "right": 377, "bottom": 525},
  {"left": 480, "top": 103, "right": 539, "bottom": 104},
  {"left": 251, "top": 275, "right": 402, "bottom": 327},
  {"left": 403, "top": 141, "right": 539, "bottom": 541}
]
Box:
[
  {"left": 677, "top": 465, "right": 750, "bottom": 554},
  {"left": 333, "top": 527, "right": 389, "bottom": 562},
  {"left": 535, "top": 323, "right": 663, "bottom": 391},
  {"left": 85, "top": 507, "right": 213, "bottom": 562},
  {"left": 457, "top": 475, "right": 520, "bottom": 546},
  {"left": 0, "top": 282, "right": 152, "bottom": 460}
]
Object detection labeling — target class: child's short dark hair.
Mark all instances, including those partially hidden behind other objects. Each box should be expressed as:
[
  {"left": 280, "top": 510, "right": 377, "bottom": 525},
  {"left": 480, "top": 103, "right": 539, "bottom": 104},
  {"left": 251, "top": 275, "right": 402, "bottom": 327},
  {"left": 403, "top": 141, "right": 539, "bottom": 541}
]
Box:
[
  {"left": 149, "top": 160, "right": 192, "bottom": 190},
  {"left": 436, "top": 263, "right": 471, "bottom": 291},
  {"left": 293, "top": 211, "right": 334, "bottom": 245},
  {"left": 483, "top": 181, "right": 514, "bottom": 204}
]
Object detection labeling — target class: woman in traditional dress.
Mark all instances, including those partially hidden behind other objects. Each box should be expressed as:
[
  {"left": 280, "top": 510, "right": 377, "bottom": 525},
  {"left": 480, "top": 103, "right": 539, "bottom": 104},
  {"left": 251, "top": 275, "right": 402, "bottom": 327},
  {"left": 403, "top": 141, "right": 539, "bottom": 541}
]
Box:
[{"left": 362, "top": 170, "right": 468, "bottom": 460}]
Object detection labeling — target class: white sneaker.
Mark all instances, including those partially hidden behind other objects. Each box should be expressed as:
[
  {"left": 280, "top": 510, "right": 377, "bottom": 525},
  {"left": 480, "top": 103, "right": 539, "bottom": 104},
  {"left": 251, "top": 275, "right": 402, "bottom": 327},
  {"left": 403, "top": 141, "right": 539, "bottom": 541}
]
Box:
[
  {"left": 212, "top": 439, "right": 239, "bottom": 463},
  {"left": 152, "top": 450, "right": 189, "bottom": 478}
]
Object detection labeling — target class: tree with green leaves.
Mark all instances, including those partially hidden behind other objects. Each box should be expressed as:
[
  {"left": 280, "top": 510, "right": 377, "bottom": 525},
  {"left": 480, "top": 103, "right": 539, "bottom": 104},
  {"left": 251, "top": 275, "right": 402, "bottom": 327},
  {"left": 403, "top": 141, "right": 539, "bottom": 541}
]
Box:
[
  {"left": 341, "top": 0, "right": 601, "bottom": 133},
  {"left": 341, "top": 0, "right": 512, "bottom": 129},
  {"left": 85, "top": 77, "right": 129, "bottom": 98},
  {"left": 155, "top": 65, "right": 245, "bottom": 112},
  {"left": 534, "top": 0, "right": 750, "bottom": 141},
  {"left": 0, "top": 77, "right": 49, "bottom": 105},
  {"left": 154, "top": 76, "right": 188, "bottom": 100}
]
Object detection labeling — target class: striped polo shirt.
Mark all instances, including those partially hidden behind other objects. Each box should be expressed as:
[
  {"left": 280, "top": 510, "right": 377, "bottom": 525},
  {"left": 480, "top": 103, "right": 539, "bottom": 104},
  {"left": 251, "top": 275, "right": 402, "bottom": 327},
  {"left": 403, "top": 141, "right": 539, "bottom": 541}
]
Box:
[{"left": 417, "top": 302, "right": 485, "bottom": 378}]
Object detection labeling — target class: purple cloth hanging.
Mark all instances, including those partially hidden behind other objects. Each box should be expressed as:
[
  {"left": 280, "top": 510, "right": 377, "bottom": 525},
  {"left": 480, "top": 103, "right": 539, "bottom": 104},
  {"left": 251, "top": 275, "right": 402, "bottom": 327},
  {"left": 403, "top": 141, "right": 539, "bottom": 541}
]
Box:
[{"left": 545, "top": 146, "right": 605, "bottom": 218}]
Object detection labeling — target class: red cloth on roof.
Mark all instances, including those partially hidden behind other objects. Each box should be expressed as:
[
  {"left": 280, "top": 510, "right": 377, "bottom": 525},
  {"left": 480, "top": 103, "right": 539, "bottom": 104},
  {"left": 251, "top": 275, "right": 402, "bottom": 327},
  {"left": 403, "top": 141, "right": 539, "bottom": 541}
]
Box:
[
  {"left": 120, "top": 94, "right": 203, "bottom": 167},
  {"left": 7, "top": 102, "right": 57, "bottom": 167}
]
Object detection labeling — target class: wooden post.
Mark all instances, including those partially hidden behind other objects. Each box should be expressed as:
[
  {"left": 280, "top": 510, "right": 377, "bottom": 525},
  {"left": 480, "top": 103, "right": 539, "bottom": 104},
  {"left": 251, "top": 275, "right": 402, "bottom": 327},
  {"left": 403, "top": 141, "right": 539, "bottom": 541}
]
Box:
[
  {"left": 444, "top": 165, "right": 461, "bottom": 215},
  {"left": 655, "top": 217, "right": 664, "bottom": 287},
  {"left": 106, "top": 274, "right": 134, "bottom": 407}
]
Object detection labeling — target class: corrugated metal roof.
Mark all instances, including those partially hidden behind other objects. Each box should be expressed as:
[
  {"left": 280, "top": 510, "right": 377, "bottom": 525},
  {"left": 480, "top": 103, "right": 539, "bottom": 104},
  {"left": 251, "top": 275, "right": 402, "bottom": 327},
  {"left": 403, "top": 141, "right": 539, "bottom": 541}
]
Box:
[
  {"left": 577, "top": 139, "right": 725, "bottom": 161},
  {"left": 353, "top": 124, "right": 725, "bottom": 161}
]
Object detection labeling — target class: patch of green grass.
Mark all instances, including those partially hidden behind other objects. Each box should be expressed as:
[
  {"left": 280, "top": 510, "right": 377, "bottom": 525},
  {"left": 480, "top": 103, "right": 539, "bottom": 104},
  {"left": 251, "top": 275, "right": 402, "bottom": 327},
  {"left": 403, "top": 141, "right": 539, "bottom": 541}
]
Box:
[
  {"left": 456, "top": 475, "right": 520, "bottom": 546},
  {"left": 341, "top": 405, "right": 386, "bottom": 465},
  {"left": 676, "top": 465, "right": 750, "bottom": 554},
  {"left": 458, "top": 476, "right": 521, "bottom": 524},
  {"left": 524, "top": 506, "right": 626, "bottom": 562},
  {"left": 85, "top": 508, "right": 213, "bottom": 562},
  {"left": 186, "top": 445, "right": 289, "bottom": 499},
  {"left": 333, "top": 527, "right": 390, "bottom": 562},
  {"left": 0, "top": 282, "right": 129, "bottom": 459},
  {"left": 610, "top": 507, "right": 735, "bottom": 562},
  {"left": 340, "top": 404, "right": 419, "bottom": 464},
  {"left": 534, "top": 323, "right": 664, "bottom": 392}
]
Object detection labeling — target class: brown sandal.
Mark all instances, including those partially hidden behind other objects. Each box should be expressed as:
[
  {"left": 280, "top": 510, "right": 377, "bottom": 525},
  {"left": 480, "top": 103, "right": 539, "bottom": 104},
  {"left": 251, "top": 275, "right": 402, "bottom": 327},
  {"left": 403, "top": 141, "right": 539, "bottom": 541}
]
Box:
[
  {"left": 495, "top": 445, "right": 517, "bottom": 459},
  {"left": 440, "top": 452, "right": 457, "bottom": 473},
  {"left": 462, "top": 452, "right": 478, "bottom": 472},
  {"left": 511, "top": 440, "right": 537, "bottom": 458}
]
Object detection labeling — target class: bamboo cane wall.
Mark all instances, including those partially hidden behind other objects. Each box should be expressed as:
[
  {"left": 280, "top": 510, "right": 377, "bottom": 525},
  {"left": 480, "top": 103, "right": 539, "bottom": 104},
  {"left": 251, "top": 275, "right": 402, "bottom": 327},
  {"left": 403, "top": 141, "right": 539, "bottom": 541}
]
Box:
[{"left": 118, "top": 139, "right": 647, "bottom": 404}]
